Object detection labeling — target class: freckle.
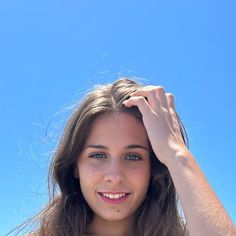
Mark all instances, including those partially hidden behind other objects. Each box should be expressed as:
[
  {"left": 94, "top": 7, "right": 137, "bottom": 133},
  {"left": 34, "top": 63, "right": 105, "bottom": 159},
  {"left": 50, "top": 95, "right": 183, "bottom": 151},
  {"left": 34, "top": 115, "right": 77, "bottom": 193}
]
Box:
[{"left": 116, "top": 209, "right": 120, "bottom": 213}]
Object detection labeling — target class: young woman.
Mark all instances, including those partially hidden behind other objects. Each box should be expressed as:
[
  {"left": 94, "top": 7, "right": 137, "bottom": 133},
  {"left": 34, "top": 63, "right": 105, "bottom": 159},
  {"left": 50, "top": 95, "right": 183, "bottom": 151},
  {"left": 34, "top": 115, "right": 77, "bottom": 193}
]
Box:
[{"left": 12, "top": 78, "right": 235, "bottom": 236}]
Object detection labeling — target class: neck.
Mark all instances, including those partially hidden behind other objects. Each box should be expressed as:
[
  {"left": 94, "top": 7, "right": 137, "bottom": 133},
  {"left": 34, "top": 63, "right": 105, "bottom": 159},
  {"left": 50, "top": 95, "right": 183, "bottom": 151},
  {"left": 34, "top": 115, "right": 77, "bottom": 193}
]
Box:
[{"left": 86, "top": 216, "right": 135, "bottom": 236}]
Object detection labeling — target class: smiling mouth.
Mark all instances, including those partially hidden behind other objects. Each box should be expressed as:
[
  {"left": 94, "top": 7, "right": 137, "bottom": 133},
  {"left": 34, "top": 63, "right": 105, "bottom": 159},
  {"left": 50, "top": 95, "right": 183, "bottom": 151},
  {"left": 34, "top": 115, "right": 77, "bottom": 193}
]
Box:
[
  {"left": 98, "top": 192, "right": 130, "bottom": 203},
  {"left": 100, "top": 192, "right": 128, "bottom": 199}
]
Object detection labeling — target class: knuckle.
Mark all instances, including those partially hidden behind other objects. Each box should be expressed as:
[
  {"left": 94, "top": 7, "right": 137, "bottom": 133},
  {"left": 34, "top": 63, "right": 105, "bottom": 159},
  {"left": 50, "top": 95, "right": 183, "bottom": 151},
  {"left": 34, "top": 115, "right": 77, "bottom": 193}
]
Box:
[
  {"left": 167, "top": 93, "right": 174, "bottom": 99},
  {"left": 143, "top": 86, "right": 157, "bottom": 95},
  {"left": 149, "top": 89, "right": 156, "bottom": 97},
  {"left": 144, "top": 85, "right": 156, "bottom": 90},
  {"left": 155, "top": 86, "right": 165, "bottom": 94}
]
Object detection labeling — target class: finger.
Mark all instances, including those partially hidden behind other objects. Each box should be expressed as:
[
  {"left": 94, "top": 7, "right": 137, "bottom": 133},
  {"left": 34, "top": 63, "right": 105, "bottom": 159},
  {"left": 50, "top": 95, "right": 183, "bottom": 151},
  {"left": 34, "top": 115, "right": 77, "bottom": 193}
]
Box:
[
  {"left": 132, "top": 86, "right": 169, "bottom": 111},
  {"left": 131, "top": 85, "right": 157, "bottom": 95},
  {"left": 154, "top": 86, "right": 170, "bottom": 113},
  {"left": 166, "top": 93, "right": 181, "bottom": 134},
  {"left": 130, "top": 86, "right": 164, "bottom": 111},
  {"left": 166, "top": 93, "right": 178, "bottom": 122},
  {"left": 166, "top": 93, "right": 175, "bottom": 111},
  {"left": 122, "top": 96, "right": 153, "bottom": 116}
]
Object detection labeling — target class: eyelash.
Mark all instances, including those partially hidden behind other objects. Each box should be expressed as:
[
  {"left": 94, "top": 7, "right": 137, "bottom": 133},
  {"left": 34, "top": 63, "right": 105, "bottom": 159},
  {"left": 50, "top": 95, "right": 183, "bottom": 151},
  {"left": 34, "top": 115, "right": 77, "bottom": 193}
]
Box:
[
  {"left": 89, "top": 153, "right": 107, "bottom": 159},
  {"left": 125, "top": 154, "right": 142, "bottom": 161},
  {"left": 88, "top": 153, "right": 142, "bottom": 161}
]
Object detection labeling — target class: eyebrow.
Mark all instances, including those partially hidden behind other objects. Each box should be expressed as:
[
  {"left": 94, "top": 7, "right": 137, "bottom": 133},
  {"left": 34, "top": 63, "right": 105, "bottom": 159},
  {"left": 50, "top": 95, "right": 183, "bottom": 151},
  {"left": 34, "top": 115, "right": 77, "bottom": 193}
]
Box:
[{"left": 84, "top": 144, "right": 149, "bottom": 151}]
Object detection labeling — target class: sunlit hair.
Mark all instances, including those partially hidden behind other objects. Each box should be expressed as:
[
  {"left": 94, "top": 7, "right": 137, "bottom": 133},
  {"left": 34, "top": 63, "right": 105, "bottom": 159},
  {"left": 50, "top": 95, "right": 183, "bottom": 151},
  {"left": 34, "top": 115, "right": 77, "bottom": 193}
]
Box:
[{"left": 10, "top": 78, "right": 189, "bottom": 236}]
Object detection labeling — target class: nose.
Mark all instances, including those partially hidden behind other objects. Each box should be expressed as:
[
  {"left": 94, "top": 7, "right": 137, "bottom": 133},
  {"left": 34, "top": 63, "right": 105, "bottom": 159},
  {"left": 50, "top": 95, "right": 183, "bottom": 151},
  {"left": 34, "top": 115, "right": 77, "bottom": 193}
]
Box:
[{"left": 104, "top": 159, "right": 125, "bottom": 184}]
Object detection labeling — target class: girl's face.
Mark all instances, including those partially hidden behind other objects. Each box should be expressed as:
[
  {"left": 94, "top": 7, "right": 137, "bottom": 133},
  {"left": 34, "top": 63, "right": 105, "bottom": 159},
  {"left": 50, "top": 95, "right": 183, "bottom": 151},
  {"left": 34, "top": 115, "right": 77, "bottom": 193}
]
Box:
[{"left": 77, "top": 112, "right": 151, "bottom": 224}]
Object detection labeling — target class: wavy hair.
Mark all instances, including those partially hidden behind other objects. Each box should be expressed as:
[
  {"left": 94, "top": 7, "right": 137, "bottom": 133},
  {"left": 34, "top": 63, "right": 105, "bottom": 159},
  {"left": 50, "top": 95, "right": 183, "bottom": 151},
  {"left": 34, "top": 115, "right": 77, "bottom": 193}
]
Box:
[{"left": 10, "top": 78, "right": 188, "bottom": 236}]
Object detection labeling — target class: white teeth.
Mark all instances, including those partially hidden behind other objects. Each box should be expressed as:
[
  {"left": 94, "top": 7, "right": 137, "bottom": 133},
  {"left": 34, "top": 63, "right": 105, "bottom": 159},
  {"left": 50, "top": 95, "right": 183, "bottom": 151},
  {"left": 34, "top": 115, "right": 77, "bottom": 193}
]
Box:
[{"left": 102, "top": 193, "right": 126, "bottom": 199}]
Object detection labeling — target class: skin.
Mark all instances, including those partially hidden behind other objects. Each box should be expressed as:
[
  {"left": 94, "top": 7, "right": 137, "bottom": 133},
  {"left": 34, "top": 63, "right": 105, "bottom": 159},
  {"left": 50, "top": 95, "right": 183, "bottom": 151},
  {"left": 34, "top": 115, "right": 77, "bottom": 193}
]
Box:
[
  {"left": 76, "top": 85, "right": 235, "bottom": 236},
  {"left": 123, "top": 86, "right": 236, "bottom": 236},
  {"left": 77, "top": 113, "right": 151, "bottom": 236}
]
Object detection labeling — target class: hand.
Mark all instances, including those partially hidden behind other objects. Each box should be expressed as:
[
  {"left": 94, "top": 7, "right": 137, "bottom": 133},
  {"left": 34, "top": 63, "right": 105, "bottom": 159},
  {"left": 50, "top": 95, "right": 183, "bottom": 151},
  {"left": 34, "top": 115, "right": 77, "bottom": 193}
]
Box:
[{"left": 123, "top": 86, "right": 188, "bottom": 166}]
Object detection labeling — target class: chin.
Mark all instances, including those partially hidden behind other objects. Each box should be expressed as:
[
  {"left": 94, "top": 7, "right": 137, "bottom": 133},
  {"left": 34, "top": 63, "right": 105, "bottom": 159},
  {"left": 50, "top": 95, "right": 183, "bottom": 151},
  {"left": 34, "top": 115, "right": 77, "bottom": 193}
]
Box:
[{"left": 96, "top": 211, "right": 133, "bottom": 222}]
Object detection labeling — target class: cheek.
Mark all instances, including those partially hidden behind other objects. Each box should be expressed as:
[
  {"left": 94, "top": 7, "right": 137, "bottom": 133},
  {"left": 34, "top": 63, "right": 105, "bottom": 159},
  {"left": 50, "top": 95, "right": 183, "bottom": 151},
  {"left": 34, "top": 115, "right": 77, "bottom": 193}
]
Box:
[
  {"left": 129, "top": 165, "right": 151, "bottom": 189},
  {"left": 78, "top": 163, "right": 102, "bottom": 188}
]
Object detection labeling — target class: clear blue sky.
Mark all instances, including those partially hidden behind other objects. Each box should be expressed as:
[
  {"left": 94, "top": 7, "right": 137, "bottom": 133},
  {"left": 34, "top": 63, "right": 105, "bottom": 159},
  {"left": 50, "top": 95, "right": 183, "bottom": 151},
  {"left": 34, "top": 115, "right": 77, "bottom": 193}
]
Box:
[{"left": 0, "top": 0, "right": 235, "bottom": 235}]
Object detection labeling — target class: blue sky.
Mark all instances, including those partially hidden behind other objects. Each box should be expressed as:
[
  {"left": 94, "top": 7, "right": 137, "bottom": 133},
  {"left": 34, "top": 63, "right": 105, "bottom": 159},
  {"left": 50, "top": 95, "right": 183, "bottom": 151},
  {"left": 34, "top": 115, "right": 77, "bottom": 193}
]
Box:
[{"left": 0, "top": 0, "right": 236, "bottom": 234}]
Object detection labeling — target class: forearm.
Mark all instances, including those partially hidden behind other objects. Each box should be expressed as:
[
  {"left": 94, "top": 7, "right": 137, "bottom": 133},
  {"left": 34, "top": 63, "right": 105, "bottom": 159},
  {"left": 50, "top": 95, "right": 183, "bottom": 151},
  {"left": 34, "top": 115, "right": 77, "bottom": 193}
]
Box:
[{"left": 166, "top": 148, "right": 236, "bottom": 236}]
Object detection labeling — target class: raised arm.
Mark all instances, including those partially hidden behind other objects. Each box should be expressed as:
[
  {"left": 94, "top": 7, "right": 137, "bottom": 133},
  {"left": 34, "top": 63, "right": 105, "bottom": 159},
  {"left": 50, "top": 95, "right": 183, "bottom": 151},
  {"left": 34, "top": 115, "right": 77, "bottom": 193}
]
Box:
[{"left": 123, "top": 86, "right": 236, "bottom": 236}]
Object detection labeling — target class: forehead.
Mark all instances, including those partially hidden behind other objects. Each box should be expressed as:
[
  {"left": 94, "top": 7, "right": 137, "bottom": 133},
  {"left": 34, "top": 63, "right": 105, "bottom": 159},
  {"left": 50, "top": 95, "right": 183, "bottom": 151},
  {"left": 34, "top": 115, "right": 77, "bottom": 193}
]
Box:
[{"left": 85, "top": 112, "right": 149, "bottom": 147}]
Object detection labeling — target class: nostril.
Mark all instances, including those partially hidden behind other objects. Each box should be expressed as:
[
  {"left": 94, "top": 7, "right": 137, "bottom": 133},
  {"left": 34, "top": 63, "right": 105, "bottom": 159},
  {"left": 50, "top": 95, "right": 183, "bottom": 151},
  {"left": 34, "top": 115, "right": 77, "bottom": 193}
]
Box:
[
  {"left": 103, "top": 162, "right": 125, "bottom": 183},
  {"left": 104, "top": 172, "right": 125, "bottom": 183}
]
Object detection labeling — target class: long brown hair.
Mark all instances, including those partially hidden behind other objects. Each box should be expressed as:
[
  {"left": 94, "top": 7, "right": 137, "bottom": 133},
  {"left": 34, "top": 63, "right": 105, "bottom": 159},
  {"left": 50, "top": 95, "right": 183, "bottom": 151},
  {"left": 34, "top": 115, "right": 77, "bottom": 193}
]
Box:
[{"left": 10, "top": 78, "right": 188, "bottom": 236}]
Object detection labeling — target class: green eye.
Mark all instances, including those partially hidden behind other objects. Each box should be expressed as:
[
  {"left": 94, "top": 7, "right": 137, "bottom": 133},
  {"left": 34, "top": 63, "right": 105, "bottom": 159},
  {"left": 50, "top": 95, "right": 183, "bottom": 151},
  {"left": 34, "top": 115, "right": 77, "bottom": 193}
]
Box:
[
  {"left": 89, "top": 153, "right": 107, "bottom": 159},
  {"left": 125, "top": 154, "right": 141, "bottom": 161}
]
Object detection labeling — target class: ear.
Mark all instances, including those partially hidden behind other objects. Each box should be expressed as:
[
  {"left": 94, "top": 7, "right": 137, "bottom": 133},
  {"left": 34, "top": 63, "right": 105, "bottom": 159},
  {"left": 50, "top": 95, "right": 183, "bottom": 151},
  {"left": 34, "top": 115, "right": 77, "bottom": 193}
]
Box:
[{"left": 74, "top": 164, "right": 79, "bottom": 179}]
